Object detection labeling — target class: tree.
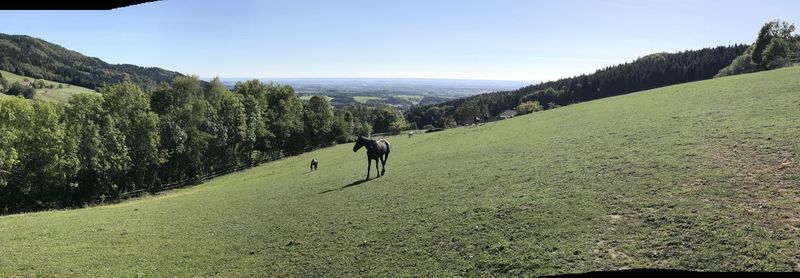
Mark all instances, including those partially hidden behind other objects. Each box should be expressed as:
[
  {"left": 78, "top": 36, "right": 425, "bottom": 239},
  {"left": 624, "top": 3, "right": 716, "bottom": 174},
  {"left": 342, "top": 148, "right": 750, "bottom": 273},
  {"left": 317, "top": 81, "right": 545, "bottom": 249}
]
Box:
[
  {"left": 64, "top": 94, "right": 130, "bottom": 200},
  {"left": 102, "top": 81, "right": 161, "bottom": 191},
  {"left": 7, "top": 82, "right": 35, "bottom": 99},
  {"left": 752, "top": 20, "right": 796, "bottom": 67},
  {"left": 516, "top": 101, "right": 543, "bottom": 115},
  {"left": 0, "top": 98, "right": 30, "bottom": 195},
  {"left": 205, "top": 78, "right": 248, "bottom": 169},
  {"left": 264, "top": 84, "right": 304, "bottom": 155},
  {"left": 454, "top": 101, "right": 480, "bottom": 124},
  {"left": 234, "top": 80, "right": 274, "bottom": 161},
  {"left": 389, "top": 116, "right": 409, "bottom": 134},
  {"left": 7, "top": 101, "right": 76, "bottom": 208},
  {"left": 331, "top": 111, "right": 354, "bottom": 143},
  {"left": 371, "top": 105, "right": 405, "bottom": 133},
  {"left": 304, "top": 95, "right": 335, "bottom": 148}
]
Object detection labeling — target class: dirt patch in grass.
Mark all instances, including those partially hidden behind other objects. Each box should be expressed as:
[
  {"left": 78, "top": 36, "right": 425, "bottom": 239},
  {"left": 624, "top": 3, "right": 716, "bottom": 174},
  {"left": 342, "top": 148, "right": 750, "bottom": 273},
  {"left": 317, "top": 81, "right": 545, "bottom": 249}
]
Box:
[{"left": 699, "top": 137, "right": 800, "bottom": 230}]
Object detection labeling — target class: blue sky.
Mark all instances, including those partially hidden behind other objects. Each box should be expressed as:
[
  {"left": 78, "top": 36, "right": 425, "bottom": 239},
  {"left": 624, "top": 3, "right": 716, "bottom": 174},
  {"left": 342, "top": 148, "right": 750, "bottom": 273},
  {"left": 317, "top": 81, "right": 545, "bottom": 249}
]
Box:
[{"left": 1, "top": 0, "right": 798, "bottom": 81}]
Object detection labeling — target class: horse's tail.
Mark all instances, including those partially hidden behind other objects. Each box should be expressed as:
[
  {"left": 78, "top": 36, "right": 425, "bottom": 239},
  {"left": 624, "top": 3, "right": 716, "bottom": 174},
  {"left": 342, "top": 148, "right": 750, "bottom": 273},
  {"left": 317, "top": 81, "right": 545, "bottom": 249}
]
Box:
[{"left": 382, "top": 140, "right": 391, "bottom": 164}]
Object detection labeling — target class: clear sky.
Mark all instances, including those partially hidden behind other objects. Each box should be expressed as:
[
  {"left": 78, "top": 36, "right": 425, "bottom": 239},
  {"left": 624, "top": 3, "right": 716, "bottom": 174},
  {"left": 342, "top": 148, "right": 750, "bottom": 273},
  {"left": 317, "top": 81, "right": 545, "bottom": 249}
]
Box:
[{"left": 1, "top": 0, "right": 798, "bottom": 81}]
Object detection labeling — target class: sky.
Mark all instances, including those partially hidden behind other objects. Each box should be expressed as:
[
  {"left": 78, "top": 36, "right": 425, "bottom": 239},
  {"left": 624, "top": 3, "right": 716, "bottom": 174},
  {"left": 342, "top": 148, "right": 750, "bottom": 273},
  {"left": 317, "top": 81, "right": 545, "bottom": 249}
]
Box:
[{"left": 1, "top": 0, "right": 799, "bottom": 82}]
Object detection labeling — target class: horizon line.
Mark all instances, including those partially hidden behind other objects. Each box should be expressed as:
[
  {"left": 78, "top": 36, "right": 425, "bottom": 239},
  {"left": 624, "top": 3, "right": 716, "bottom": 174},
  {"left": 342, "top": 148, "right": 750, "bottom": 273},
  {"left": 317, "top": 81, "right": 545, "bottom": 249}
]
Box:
[{"left": 198, "top": 76, "right": 539, "bottom": 83}]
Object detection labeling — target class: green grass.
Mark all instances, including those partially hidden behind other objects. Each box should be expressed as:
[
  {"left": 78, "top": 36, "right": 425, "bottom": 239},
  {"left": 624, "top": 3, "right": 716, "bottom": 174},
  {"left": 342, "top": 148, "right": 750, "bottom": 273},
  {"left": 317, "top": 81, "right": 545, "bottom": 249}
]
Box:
[
  {"left": 1, "top": 70, "right": 96, "bottom": 102},
  {"left": 2, "top": 67, "right": 800, "bottom": 276},
  {"left": 353, "top": 95, "right": 384, "bottom": 103}
]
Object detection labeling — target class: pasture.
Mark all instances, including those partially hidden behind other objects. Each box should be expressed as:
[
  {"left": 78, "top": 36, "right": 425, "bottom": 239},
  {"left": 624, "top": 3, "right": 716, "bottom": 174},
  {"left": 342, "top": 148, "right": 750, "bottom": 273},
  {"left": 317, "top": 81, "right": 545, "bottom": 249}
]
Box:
[
  {"left": 0, "top": 67, "right": 799, "bottom": 276},
  {"left": 0, "top": 70, "right": 97, "bottom": 102}
]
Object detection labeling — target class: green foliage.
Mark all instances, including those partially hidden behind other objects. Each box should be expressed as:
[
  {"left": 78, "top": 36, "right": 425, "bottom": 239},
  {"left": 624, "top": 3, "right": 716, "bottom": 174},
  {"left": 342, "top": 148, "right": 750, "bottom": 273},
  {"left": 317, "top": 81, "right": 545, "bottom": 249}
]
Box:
[
  {"left": 64, "top": 93, "right": 131, "bottom": 200},
  {"left": 0, "top": 97, "right": 29, "bottom": 191},
  {"left": 718, "top": 20, "right": 799, "bottom": 77},
  {"left": 304, "top": 95, "right": 335, "bottom": 148},
  {"left": 516, "top": 101, "right": 543, "bottom": 115},
  {"left": 6, "top": 82, "right": 35, "bottom": 99},
  {"left": 102, "top": 81, "right": 161, "bottom": 191},
  {"left": 454, "top": 101, "right": 480, "bottom": 124},
  {"left": 388, "top": 116, "right": 410, "bottom": 134}
]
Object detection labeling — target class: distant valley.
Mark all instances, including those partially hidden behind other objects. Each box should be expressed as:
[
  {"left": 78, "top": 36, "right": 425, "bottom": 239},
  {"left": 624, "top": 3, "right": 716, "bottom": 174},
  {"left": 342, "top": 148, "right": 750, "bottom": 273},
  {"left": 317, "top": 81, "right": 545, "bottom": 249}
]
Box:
[{"left": 209, "top": 77, "right": 536, "bottom": 109}]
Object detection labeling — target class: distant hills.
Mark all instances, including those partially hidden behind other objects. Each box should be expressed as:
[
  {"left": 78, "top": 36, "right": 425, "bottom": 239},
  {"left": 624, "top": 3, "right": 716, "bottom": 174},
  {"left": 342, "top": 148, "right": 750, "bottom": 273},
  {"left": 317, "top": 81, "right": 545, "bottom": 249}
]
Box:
[
  {"left": 211, "top": 77, "right": 535, "bottom": 97},
  {"left": 0, "top": 33, "right": 183, "bottom": 91}
]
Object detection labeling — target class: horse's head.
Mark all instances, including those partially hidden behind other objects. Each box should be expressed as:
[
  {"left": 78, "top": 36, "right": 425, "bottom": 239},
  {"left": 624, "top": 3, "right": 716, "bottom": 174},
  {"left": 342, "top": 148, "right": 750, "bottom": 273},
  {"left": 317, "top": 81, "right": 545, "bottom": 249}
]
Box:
[{"left": 353, "top": 136, "right": 365, "bottom": 152}]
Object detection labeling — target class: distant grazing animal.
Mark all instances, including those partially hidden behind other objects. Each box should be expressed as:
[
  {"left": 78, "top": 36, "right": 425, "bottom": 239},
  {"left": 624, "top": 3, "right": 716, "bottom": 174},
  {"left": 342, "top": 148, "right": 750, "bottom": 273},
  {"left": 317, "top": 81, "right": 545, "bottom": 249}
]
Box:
[
  {"left": 310, "top": 158, "right": 318, "bottom": 171},
  {"left": 408, "top": 131, "right": 414, "bottom": 138},
  {"left": 473, "top": 116, "right": 481, "bottom": 126},
  {"left": 352, "top": 136, "right": 391, "bottom": 180}
]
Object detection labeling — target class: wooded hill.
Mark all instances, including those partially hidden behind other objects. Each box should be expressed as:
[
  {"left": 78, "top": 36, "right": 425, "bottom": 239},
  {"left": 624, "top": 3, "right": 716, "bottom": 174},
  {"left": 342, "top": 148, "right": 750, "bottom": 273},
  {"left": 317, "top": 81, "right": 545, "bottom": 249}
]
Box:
[{"left": 0, "top": 33, "right": 183, "bottom": 91}]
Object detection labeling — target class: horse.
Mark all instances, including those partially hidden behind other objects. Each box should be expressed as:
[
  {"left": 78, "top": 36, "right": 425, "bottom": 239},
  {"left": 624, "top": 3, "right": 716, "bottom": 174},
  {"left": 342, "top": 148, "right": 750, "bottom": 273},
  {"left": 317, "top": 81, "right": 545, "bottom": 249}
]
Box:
[
  {"left": 310, "top": 158, "right": 318, "bottom": 171},
  {"left": 407, "top": 131, "right": 414, "bottom": 138},
  {"left": 352, "top": 136, "right": 390, "bottom": 180}
]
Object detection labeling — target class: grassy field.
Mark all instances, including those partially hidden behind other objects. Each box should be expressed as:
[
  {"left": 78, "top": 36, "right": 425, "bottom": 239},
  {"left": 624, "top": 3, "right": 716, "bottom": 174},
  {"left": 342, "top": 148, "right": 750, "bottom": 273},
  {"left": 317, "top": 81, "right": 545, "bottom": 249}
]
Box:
[
  {"left": 1, "top": 67, "right": 799, "bottom": 276},
  {"left": 1, "top": 70, "right": 96, "bottom": 102}
]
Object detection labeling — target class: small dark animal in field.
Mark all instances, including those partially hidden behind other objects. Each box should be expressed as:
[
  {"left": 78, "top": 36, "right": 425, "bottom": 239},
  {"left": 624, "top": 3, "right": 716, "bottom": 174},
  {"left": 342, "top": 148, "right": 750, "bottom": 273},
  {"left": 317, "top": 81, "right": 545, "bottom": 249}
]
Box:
[
  {"left": 408, "top": 131, "right": 414, "bottom": 138},
  {"left": 353, "top": 136, "right": 390, "bottom": 180},
  {"left": 310, "top": 158, "right": 318, "bottom": 171}
]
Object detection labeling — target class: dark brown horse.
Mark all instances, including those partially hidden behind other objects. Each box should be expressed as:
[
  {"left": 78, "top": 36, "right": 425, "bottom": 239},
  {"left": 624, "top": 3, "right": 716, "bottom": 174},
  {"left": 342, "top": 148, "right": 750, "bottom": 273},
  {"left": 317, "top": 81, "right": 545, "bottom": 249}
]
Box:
[
  {"left": 353, "top": 136, "right": 390, "bottom": 180},
  {"left": 310, "top": 158, "right": 318, "bottom": 171}
]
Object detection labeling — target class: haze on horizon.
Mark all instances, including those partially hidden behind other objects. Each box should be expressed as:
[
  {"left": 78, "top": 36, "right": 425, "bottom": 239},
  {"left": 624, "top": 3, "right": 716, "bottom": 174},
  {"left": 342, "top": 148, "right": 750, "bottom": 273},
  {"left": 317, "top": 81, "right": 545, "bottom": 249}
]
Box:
[{"left": 1, "top": 0, "right": 798, "bottom": 82}]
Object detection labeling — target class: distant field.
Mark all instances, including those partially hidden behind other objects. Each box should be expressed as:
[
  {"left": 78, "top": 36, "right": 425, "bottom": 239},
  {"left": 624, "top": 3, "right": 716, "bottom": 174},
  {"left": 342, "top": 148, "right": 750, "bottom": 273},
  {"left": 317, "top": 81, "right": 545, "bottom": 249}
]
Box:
[
  {"left": 1, "top": 67, "right": 799, "bottom": 276},
  {"left": 1, "top": 70, "right": 96, "bottom": 102},
  {"left": 395, "top": 94, "right": 424, "bottom": 105},
  {"left": 353, "top": 95, "right": 384, "bottom": 103}
]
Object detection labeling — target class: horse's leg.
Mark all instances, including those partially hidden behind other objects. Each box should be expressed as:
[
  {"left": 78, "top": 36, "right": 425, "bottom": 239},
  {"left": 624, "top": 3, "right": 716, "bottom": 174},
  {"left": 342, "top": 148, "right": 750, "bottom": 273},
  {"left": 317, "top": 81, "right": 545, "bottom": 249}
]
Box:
[
  {"left": 381, "top": 153, "right": 388, "bottom": 176},
  {"left": 366, "top": 159, "right": 371, "bottom": 180},
  {"left": 375, "top": 157, "right": 381, "bottom": 177}
]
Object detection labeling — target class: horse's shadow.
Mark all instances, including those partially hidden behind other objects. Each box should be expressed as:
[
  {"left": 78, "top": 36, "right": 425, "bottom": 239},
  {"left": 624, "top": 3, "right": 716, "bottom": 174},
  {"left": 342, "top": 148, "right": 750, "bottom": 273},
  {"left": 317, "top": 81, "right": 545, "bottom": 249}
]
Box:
[{"left": 318, "top": 178, "right": 375, "bottom": 194}]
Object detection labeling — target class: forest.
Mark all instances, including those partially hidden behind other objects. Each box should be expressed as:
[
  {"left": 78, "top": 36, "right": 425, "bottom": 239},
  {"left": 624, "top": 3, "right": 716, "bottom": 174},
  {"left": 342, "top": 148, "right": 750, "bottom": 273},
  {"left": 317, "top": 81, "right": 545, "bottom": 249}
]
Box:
[{"left": 0, "top": 77, "right": 408, "bottom": 213}]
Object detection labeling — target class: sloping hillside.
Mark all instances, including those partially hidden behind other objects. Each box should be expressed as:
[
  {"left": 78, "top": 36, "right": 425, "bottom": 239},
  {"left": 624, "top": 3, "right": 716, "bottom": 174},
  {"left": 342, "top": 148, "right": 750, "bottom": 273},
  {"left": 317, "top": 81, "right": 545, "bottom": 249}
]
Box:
[
  {"left": 1, "top": 70, "right": 96, "bottom": 102},
  {"left": 0, "top": 34, "right": 183, "bottom": 91},
  {"left": 0, "top": 67, "right": 798, "bottom": 276}
]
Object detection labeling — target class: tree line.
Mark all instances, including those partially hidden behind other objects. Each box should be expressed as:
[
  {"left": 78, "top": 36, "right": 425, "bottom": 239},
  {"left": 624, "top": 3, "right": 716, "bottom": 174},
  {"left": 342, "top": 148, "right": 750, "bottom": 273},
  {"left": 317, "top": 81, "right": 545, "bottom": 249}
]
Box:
[
  {"left": 406, "top": 44, "right": 748, "bottom": 128},
  {"left": 0, "top": 76, "right": 409, "bottom": 214}
]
